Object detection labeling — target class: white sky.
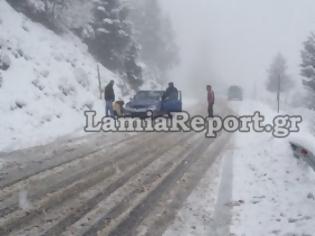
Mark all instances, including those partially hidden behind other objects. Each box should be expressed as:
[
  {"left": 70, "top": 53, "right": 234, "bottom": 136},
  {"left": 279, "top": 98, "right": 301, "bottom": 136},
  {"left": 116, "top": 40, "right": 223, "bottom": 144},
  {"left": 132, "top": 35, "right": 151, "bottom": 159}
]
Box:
[{"left": 161, "top": 0, "right": 315, "bottom": 97}]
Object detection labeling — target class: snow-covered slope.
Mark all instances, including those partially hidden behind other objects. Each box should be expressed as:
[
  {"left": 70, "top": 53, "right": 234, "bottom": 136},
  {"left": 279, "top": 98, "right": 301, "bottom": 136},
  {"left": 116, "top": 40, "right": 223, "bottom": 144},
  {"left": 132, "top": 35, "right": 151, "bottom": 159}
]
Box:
[
  {"left": 0, "top": 1, "right": 122, "bottom": 152},
  {"left": 230, "top": 100, "right": 315, "bottom": 236}
]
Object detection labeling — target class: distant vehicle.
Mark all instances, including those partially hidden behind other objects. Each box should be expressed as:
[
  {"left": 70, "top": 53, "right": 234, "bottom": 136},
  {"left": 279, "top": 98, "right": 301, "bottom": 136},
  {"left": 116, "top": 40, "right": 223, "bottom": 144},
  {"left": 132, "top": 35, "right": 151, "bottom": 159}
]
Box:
[
  {"left": 124, "top": 90, "right": 182, "bottom": 117},
  {"left": 228, "top": 86, "right": 243, "bottom": 101}
]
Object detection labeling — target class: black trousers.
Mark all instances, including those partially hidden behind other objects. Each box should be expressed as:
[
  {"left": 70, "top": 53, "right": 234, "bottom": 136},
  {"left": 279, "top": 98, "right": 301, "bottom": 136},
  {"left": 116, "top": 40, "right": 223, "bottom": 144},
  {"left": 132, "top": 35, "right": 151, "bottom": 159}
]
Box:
[{"left": 208, "top": 104, "right": 214, "bottom": 117}]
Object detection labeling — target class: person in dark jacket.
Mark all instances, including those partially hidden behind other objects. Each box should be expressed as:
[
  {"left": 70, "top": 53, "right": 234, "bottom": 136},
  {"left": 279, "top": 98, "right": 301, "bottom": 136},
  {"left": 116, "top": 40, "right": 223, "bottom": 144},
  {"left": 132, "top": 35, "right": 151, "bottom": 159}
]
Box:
[
  {"left": 105, "top": 80, "right": 115, "bottom": 117},
  {"left": 207, "top": 85, "right": 215, "bottom": 117},
  {"left": 163, "top": 82, "right": 178, "bottom": 101}
]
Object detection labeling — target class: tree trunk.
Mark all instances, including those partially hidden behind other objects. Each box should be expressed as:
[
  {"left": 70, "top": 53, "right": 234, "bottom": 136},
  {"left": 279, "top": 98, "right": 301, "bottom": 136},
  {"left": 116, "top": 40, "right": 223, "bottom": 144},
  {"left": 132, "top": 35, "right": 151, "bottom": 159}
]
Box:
[{"left": 277, "top": 74, "right": 281, "bottom": 113}]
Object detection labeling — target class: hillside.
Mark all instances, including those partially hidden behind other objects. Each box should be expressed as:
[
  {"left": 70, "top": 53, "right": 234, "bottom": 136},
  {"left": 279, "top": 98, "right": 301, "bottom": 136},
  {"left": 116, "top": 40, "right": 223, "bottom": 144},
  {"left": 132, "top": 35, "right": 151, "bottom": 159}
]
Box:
[{"left": 0, "top": 1, "right": 123, "bottom": 151}]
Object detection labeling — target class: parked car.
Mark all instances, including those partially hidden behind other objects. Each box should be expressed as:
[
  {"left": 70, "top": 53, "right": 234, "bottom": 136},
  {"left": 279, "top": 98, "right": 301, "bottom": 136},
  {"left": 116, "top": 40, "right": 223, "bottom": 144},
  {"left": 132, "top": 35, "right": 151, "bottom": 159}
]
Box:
[
  {"left": 124, "top": 90, "right": 182, "bottom": 117},
  {"left": 228, "top": 86, "right": 243, "bottom": 101}
]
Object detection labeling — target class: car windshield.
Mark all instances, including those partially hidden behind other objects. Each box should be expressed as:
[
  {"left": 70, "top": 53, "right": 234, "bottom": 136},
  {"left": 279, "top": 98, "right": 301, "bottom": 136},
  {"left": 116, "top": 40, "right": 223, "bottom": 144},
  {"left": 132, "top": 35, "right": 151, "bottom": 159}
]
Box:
[
  {"left": 229, "top": 87, "right": 242, "bottom": 95},
  {"left": 134, "top": 91, "right": 163, "bottom": 101}
]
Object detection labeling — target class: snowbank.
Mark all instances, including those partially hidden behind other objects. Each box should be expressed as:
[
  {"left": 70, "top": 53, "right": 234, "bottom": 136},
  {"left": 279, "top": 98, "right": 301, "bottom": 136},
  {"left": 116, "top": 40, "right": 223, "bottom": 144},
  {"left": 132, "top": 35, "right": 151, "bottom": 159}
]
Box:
[
  {"left": 0, "top": 1, "right": 124, "bottom": 152},
  {"left": 230, "top": 100, "right": 315, "bottom": 236},
  {"left": 289, "top": 107, "right": 315, "bottom": 156}
]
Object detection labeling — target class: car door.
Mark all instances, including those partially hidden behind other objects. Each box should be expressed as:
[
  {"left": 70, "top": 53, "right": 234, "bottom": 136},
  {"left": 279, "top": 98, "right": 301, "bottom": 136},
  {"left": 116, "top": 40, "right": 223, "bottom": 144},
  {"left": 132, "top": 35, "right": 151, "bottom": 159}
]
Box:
[{"left": 162, "top": 91, "right": 182, "bottom": 112}]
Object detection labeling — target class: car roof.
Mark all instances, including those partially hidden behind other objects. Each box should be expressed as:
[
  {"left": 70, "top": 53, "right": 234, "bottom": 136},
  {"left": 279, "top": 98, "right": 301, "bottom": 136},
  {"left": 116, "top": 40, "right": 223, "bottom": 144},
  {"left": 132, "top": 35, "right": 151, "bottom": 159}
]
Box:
[
  {"left": 137, "top": 90, "right": 164, "bottom": 93},
  {"left": 228, "top": 86, "right": 242, "bottom": 91},
  {"left": 135, "top": 90, "right": 182, "bottom": 95}
]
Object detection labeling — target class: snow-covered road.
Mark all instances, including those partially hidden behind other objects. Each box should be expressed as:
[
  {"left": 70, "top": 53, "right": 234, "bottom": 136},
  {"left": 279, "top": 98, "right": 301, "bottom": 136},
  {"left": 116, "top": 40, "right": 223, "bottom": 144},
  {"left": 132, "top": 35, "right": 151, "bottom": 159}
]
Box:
[
  {"left": 0, "top": 102, "right": 233, "bottom": 236},
  {"left": 1, "top": 99, "right": 314, "bottom": 236}
]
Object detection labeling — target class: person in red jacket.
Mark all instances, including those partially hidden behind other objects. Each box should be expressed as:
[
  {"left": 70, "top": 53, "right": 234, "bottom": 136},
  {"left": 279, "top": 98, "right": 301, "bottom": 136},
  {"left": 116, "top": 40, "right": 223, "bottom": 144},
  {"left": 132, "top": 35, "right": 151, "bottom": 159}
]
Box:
[{"left": 207, "top": 85, "right": 215, "bottom": 117}]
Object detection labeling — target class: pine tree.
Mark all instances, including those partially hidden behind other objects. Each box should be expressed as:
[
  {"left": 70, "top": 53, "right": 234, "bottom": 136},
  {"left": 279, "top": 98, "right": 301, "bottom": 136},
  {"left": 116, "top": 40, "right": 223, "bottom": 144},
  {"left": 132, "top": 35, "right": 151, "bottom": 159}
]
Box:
[
  {"left": 301, "top": 33, "right": 315, "bottom": 91},
  {"left": 124, "top": 43, "right": 143, "bottom": 90},
  {"left": 9, "top": 0, "right": 143, "bottom": 89},
  {"left": 87, "top": 0, "right": 142, "bottom": 89},
  {"left": 8, "top": 0, "right": 67, "bottom": 31},
  {"left": 129, "top": 0, "right": 178, "bottom": 82},
  {"left": 61, "top": 0, "right": 94, "bottom": 32},
  {"left": 9, "top": 0, "right": 92, "bottom": 32},
  {"left": 266, "top": 53, "right": 293, "bottom": 112},
  {"left": 88, "top": 0, "right": 129, "bottom": 70},
  {"left": 266, "top": 53, "right": 292, "bottom": 93}
]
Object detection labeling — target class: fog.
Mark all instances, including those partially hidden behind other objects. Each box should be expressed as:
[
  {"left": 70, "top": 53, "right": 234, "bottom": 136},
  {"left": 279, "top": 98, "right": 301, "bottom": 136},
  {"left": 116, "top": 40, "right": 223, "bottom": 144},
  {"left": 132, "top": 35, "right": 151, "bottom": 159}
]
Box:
[{"left": 161, "top": 0, "right": 315, "bottom": 98}]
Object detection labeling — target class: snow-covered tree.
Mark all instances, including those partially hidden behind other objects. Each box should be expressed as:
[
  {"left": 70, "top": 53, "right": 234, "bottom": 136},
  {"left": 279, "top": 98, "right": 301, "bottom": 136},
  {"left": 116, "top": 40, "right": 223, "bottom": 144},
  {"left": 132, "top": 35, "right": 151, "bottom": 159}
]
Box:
[
  {"left": 301, "top": 33, "right": 315, "bottom": 91},
  {"left": 266, "top": 53, "right": 293, "bottom": 93},
  {"left": 42, "top": 0, "right": 66, "bottom": 21},
  {"left": 266, "top": 53, "right": 293, "bottom": 112},
  {"left": 9, "top": 0, "right": 92, "bottom": 32},
  {"left": 124, "top": 42, "right": 143, "bottom": 90},
  {"left": 8, "top": 0, "right": 143, "bottom": 89},
  {"left": 60, "top": 0, "right": 94, "bottom": 32},
  {"left": 86, "top": 0, "right": 142, "bottom": 88},
  {"left": 129, "top": 0, "right": 179, "bottom": 82}
]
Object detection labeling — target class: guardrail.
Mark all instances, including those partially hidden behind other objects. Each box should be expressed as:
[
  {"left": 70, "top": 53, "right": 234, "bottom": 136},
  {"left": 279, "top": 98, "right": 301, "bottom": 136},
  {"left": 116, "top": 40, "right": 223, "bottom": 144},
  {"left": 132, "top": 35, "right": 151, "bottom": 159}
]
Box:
[{"left": 290, "top": 142, "right": 315, "bottom": 172}]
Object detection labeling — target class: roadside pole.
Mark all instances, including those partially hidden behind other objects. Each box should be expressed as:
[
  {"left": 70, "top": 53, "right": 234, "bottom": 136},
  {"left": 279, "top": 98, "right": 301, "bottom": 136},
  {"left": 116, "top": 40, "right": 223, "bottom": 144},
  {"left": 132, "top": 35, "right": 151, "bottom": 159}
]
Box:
[{"left": 97, "top": 64, "right": 102, "bottom": 99}]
